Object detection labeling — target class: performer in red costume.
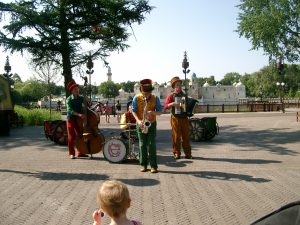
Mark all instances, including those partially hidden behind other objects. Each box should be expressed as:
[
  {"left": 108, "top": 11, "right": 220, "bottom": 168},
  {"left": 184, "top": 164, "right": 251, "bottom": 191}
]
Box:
[
  {"left": 164, "top": 76, "right": 192, "bottom": 160},
  {"left": 65, "top": 80, "right": 89, "bottom": 159}
]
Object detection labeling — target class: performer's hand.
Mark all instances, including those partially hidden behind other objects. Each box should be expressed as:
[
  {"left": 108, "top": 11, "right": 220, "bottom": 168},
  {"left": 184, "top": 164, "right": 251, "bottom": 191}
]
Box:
[
  {"left": 138, "top": 120, "right": 144, "bottom": 128},
  {"left": 169, "top": 102, "right": 179, "bottom": 108},
  {"left": 92, "top": 209, "right": 104, "bottom": 225},
  {"left": 174, "top": 102, "right": 181, "bottom": 108},
  {"left": 146, "top": 111, "right": 155, "bottom": 120}
]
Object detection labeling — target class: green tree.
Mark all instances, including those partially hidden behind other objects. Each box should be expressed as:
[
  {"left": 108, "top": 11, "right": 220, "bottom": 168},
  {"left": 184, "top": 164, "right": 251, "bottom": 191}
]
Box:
[
  {"left": 237, "top": 0, "right": 300, "bottom": 62},
  {"left": 11, "top": 73, "right": 22, "bottom": 83},
  {"left": 280, "top": 64, "right": 300, "bottom": 97},
  {"left": 219, "top": 72, "right": 242, "bottom": 85},
  {"left": 197, "top": 76, "right": 216, "bottom": 87},
  {"left": 19, "top": 80, "right": 46, "bottom": 102},
  {"left": 0, "top": 0, "right": 153, "bottom": 95},
  {"left": 207, "top": 76, "right": 217, "bottom": 86},
  {"left": 98, "top": 81, "right": 119, "bottom": 99},
  {"left": 120, "top": 80, "right": 136, "bottom": 93}
]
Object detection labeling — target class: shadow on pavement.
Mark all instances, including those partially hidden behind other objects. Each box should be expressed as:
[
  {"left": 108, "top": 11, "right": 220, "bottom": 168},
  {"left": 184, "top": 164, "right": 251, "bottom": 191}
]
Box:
[
  {"left": 158, "top": 169, "right": 271, "bottom": 183},
  {"left": 0, "top": 169, "right": 159, "bottom": 186}
]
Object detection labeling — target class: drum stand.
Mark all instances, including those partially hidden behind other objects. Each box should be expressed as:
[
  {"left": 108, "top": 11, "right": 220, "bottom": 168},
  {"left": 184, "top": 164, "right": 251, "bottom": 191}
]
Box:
[{"left": 125, "top": 125, "right": 138, "bottom": 160}]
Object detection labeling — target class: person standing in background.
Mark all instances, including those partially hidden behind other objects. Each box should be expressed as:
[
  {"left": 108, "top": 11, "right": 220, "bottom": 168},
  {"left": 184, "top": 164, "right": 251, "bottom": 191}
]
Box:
[
  {"left": 96, "top": 102, "right": 102, "bottom": 124},
  {"left": 115, "top": 100, "right": 122, "bottom": 123},
  {"left": 104, "top": 101, "right": 110, "bottom": 123}
]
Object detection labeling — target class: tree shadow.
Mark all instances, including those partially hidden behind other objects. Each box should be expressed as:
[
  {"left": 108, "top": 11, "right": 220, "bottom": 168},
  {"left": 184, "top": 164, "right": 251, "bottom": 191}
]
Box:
[
  {"left": 193, "top": 156, "right": 281, "bottom": 164},
  {"left": 159, "top": 169, "right": 271, "bottom": 183},
  {"left": 0, "top": 169, "right": 159, "bottom": 186},
  {"left": 216, "top": 124, "right": 300, "bottom": 155}
]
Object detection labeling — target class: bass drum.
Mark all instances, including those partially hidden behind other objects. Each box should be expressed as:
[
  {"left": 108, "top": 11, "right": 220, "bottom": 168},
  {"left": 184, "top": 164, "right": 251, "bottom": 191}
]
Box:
[{"left": 103, "top": 137, "right": 128, "bottom": 163}]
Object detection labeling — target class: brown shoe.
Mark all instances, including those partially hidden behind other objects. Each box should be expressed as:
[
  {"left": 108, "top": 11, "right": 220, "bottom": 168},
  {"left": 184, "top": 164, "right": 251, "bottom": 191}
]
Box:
[
  {"left": 184, "top": 155, "right": 193, "bottom": 159},
  {"left": 174, "top": 154, "right": 180, "bottom": 159},
  {"left": 150, "top": 168, "right": 158, "bottom": 173},
  {"left": 140, "top": 167, "right": 147, "bottom": 172}
]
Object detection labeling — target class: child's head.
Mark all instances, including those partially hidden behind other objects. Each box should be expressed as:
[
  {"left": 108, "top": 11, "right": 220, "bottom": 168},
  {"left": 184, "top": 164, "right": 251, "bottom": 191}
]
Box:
[{"left": 97, "top": 180, "right": 131, "bottom": 218}]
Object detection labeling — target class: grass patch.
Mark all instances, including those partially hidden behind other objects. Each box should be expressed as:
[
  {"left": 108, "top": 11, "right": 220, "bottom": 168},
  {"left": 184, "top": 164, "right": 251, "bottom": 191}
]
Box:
[{"left": 14, "top": 105, "right": 62, "bottom": 126}]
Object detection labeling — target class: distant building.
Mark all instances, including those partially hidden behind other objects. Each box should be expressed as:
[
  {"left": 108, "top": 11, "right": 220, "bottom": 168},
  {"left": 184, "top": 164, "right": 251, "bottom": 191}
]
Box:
[
  {"left": 198, "top": 81, "right": 246, "bottom": 105},
  {"left": 132, "top": 73, "right": 246, "bottom": 105},
  {"left": 107, "top": 66, "right": 112, "bottom": 81}
]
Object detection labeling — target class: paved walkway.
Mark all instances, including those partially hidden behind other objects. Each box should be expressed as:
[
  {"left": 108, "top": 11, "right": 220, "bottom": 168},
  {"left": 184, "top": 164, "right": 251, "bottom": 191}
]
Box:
[{"left": 0, "top": 111, "right": 300, "bottom": 225}]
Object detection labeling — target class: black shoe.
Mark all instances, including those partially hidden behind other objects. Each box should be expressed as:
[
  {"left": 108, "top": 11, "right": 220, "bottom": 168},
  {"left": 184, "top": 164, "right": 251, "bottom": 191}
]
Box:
[{"left": 77, "top": 154, "right": 89, "bottom": 157}]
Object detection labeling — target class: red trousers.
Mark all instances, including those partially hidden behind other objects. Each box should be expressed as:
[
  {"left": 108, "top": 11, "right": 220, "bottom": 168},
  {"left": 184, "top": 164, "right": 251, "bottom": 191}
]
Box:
[
  {"left": 170, "top": 115, "right": 191, "bottom": 157},
  {"left": 66, "top": 119, "right": 81, "bottom": 156}
]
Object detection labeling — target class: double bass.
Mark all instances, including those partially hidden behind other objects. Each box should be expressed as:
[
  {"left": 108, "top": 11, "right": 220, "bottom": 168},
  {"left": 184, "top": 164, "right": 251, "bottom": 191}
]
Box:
[{"left": 76, "top": 76, "right": 105, "bottom": 156}]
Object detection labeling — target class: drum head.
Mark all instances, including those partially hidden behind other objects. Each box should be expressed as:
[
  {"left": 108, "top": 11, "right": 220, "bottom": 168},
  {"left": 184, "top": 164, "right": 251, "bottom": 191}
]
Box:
[{"left": 103, "top": 138, "right": 127, "bottom": 163}]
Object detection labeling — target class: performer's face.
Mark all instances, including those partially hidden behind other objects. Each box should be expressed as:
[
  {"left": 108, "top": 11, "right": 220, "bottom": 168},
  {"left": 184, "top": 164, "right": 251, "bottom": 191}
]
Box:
[
  {"left": 128, "top": 104, "right": 132, "bottom": 112},
  {"left": 174, "top": 81, "right": 182, "bottom": 93},
  {"left": 71, "top": 86, "right": 80, "bottom": 97},
  {"left": 143, "top": 92, "right": 151, "bottom": 99}
]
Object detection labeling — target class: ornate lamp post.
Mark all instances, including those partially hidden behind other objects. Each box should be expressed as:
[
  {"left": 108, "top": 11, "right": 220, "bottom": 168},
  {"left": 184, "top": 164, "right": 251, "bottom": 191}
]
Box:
[
  {"left": 182, "top": 51, "right": 190, "bottom": 112},
  {"left": 276, "top": 57, "right": 285, "bottom": 113},
  {"left": 86, "top": 54, "right": 94, "bottom": 100},
  {"left": 4, "top": 56, "right": 13, "bottom": 89}
]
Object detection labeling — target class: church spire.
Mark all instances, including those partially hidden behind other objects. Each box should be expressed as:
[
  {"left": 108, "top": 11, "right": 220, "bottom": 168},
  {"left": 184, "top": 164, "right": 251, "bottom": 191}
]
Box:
[{"left": 107, "top": 66, "right": 112, "bottom": 81}]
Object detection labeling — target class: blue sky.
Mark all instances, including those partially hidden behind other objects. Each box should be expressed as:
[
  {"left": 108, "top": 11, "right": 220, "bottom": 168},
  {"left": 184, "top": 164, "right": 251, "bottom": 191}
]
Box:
[{"left": 0, "top": 0, "right": 270, "bottom": 85}]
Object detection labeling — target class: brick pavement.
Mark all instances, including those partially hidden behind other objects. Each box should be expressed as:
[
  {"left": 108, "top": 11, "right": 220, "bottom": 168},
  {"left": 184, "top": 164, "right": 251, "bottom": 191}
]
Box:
[{"left": 0, "top": 111, "right": 300, "bottom": 225}]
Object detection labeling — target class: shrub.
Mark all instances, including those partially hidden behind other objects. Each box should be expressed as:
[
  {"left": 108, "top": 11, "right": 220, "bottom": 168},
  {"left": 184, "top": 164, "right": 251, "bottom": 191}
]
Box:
[{"left": 14, "top": 105, "right": 62, "bottom": 126}]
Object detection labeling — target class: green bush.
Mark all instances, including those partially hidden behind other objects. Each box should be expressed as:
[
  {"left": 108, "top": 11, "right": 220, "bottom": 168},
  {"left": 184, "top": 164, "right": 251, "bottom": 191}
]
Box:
[{"left": 14, "top": 105, "right": 62, "bottom": 126}]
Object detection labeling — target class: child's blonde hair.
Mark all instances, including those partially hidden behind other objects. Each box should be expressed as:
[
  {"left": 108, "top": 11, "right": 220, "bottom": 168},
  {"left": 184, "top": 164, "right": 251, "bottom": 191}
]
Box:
[{"left": 97, "top": 180, "right": 130, "bottom": 218}]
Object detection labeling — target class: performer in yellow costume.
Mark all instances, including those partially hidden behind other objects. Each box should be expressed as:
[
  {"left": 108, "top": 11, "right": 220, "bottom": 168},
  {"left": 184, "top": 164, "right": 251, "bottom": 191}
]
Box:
[{"left": 132, "top": 79, "right": 162, "bottom": 173}]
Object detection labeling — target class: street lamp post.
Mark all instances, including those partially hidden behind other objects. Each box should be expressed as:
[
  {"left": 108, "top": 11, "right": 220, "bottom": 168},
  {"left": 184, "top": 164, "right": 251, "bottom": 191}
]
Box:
[
  {"left": 277, "top": 57, "right": 285, "bottom": 113},
  {"left": 4, "top": 56, "right": 13, "bottom": 91},
  {"left": 276, "top": 81, "right": 285, "bottom": 113},
  {"left": 182, "top": 51, "right": 190, "bottom": 113},
  {"left": 86, "top": 54, "right": 94, "bottom": 100}
]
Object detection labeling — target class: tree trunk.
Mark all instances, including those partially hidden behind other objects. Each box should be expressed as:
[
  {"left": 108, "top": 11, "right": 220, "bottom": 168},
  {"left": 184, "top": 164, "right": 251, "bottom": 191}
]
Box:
[{"left": 59, "top": 0, "right": 73, "bottom": 98}]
